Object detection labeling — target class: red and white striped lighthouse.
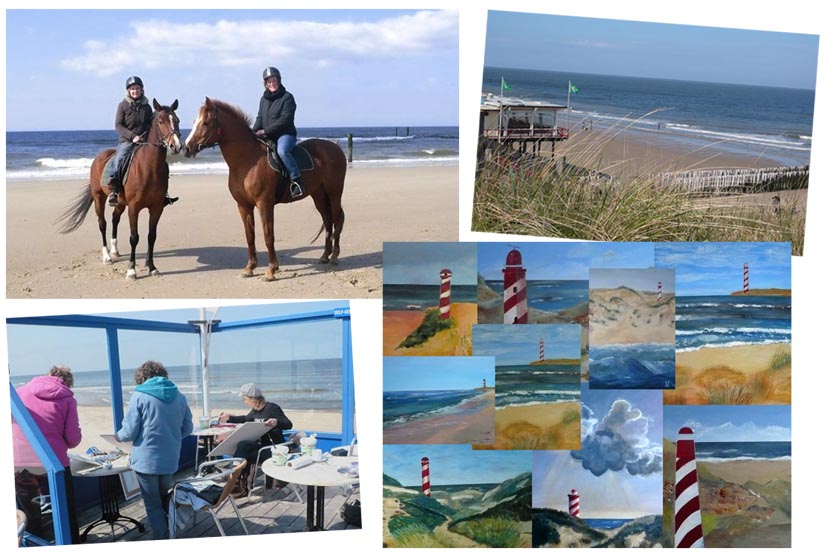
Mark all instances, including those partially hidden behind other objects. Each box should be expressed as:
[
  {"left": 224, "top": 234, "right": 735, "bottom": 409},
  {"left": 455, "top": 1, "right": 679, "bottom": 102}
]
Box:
[
  {"left": 657, "top": 281, "right": 663, "bottom": 302},
  {"left": 675, "top": 427, "right": 704, "bottom": 548},
  {"left": 421, "top": 457, "right": 431, "bottom": 497},
  {"left": 502, "top": 249, "right": 528, "bottom": 324},
  {"left": 743, "top": 262, "right": 749, "bottom": 294},
  {"left": 539, "top": 338, "right": 545, "bottom": 362},
  {"left": 439, "top": 269, "right": 452, "bottom": 320},
  {"left": 568, "top": 489, "right": 580, "bottom": 517}
]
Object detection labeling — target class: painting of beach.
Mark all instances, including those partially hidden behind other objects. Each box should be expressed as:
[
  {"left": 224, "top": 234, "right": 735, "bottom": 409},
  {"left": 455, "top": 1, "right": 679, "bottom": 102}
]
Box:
[
  {"left": 532, "top": 387, "right": 664, "bottom": 547},
  {"left": 589, "top": 268, "right": 676, "bottom": 389},
  {"left": 384, "top": 242, "right": 477, "bottom": 356},
  {"left": 662, "top": 405, "right": 791, "bottom": 547},
  {"left": 474, "top": 12, "right": 817, "bottom": 254},
  {"left": 655, "top": 243, "right": 791, "bottom": 405},
  {"left": 384, "top": 357, "right": 495, "bottom": 445},
  {"left": 473, "top": 325, "right": 581, "bottom": 450},
  {"left": 383, "top": 444, "right": 532, "bottom": 547}
]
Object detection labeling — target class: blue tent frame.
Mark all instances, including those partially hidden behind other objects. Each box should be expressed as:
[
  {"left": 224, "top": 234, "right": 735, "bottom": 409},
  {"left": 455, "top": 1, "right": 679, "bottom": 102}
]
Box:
[{"left": 9, "top": 306, "right": 354, "bottom": 545}]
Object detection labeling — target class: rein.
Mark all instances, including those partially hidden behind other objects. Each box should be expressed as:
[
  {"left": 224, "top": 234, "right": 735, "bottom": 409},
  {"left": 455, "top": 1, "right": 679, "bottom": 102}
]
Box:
[{"left": 139, "top": 113, "right": 180, "bottom": 151}]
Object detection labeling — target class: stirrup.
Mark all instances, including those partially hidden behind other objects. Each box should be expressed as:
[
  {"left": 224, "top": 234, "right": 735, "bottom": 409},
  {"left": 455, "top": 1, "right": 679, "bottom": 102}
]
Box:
[{"left": 290, "top": 181, "right": 303, "bottom": 198}]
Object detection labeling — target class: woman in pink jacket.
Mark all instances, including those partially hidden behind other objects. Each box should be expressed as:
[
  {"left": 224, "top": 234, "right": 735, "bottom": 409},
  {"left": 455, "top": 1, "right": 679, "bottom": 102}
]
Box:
[{"left": 12, "top": 366, "right": 82, "bottom": 543}]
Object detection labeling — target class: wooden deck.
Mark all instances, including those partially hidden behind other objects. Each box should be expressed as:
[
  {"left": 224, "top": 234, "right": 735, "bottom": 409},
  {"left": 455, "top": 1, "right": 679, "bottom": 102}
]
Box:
[{"left": 76, "top": 472, "right": 359, "bottom": 543}]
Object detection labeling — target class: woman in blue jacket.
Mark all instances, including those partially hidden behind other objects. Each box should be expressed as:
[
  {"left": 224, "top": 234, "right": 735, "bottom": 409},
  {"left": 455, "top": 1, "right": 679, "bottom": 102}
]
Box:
[{"left": 117, "top": 361, "right": 192, "bottom": 540}]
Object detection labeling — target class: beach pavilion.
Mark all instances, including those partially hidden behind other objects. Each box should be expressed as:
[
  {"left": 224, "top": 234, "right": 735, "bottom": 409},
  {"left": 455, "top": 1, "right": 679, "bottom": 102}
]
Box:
[{"left": 9, "top": 303, "right": 357, "bottom": 545}]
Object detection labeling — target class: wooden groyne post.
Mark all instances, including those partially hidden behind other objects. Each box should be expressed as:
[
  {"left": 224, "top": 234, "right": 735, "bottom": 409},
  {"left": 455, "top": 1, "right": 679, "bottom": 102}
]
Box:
[{"left": 347, "top": 133, "right": 353, "bottom": 163}]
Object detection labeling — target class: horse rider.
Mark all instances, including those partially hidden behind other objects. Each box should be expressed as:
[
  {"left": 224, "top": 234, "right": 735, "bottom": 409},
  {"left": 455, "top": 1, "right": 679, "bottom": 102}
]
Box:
[
  {"left": 252, "top": 67, "right": 303, "bottom": 198},
  {"left": 106, "top": 76, "right": 178, "bottom": 207}
]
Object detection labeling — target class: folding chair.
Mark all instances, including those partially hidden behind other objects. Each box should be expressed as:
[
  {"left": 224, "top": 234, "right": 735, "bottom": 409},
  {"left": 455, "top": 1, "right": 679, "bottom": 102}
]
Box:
[{"left": 169, "top": 458, "right": 249, "bottom": 538}]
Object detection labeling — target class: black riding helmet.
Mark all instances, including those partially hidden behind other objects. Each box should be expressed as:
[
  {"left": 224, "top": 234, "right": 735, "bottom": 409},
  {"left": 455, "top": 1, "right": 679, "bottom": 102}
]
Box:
[
  {"left": 125, "top": 76, "right": 144, "bottom": 89},
  {"left": 262, "top": 67, "right": 281, "bottom": 81}
]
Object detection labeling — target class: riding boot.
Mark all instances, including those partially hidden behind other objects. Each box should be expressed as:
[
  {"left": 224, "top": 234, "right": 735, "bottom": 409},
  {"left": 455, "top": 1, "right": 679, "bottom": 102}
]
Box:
[
  {"left": 290, "top": 179, "right": 303, "bottom": 199},
  {"left": 164, "top": 195, "right": 179, "bottom": 206},
  {"left": 107, "top": 179, "right": 121, "bottom": 207}
]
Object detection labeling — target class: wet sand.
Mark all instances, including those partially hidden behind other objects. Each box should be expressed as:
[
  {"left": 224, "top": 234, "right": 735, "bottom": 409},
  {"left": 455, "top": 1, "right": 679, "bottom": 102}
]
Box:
[{"left": 383, "top": 389, "right": 495, "bottom": 444}]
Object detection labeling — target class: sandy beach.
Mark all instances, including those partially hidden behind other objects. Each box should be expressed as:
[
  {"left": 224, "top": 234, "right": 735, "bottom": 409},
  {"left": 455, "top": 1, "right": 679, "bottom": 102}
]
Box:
[
  {"left": 475, "top": 400, "right": 580, "bottom": 450},
  {"left": 666, "top": 342, "right": 791, "bottom": 405},
  {"left": 383, "top": 302, "right": 476, "bottom": 356},
  {"left": 71, "top": 404, "right": 343, "bottom": 455},
  {"left": 6, "top": 165, "right": 458, "bottom": 298},
  {"left": 383, "top": 389, "right": 495, "bottom": 445},
  {"left": 590, "top": 288, "right": 675, "bottom": 345}
]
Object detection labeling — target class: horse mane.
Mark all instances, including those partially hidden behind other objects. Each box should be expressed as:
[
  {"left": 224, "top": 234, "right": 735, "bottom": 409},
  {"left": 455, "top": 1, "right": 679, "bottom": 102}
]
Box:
[{"left": 212, "top": 99, "right": 253, "bottom": 127}]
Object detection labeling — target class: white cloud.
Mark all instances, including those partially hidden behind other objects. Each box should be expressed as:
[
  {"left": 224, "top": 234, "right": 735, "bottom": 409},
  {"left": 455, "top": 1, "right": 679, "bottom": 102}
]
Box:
[
  {"left": 60, "top": 11, "right": 458, "bottom": 77},
  {"left": 691, "top": 420, "right": 791, "bottom": 442}
]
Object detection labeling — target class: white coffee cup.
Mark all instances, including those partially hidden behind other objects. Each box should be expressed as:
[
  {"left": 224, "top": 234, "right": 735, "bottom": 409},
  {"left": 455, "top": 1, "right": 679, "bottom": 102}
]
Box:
[{"left": 312, "top": 448, "right": 323, "bottom": 462}]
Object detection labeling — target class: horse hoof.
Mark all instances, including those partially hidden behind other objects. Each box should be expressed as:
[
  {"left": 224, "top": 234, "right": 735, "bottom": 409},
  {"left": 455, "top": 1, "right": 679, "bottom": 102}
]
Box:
[
  {"left": 126, "top": 269, "right": 137, "bottom": 281},
  {"left": 150, "top": 269, "right": 161, "bottom": 277},
  {"left": 241, "top": 270, "right": 254, "bottom": 278},
  {"left": 111, "top": 251, "right": 120, "bottom": 259},
  {"left": 330, "top": 258, "right": 339, "bottom": 266},
  {"left": 318, "top": 257, "right": 330, "bottom": 264},
  {"left": 262, "top": 273, "right": 276, "bottom": 282}
]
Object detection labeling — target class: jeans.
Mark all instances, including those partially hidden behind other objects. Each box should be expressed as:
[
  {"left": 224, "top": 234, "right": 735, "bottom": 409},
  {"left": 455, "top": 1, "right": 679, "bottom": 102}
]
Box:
[
  {"left": 276, "top": 134, "right": 300, "bottom": 180},
  {"left": 135, "top": 472, "right": 174, "bottom": 540},
  {"left": 108, "top": 142, "right": 136, "bottom": 183}
]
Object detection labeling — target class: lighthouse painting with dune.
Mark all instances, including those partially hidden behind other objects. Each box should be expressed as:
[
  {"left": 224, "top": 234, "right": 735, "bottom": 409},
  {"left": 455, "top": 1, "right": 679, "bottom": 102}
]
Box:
[
  {"left": 662, "top": 405, "right": 791, "bottom": 547},
  {"left": 383, "top": 242, "right": 477, "bottom": 356},
  {"left": 655, "top": 242, "right": 791, "bottom": 405},
  {"left": 589, "top": 268, "right": 676, "bottom": 389},
  {"left": 532, "top": 388, "right": 664, "bottom": 547}
]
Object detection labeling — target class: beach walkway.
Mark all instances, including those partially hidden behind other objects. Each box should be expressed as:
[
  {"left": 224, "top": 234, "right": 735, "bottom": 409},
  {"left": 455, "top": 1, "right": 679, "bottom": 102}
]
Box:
[{"left": 74, "top": 473, "right": 358, "bottom": 543}]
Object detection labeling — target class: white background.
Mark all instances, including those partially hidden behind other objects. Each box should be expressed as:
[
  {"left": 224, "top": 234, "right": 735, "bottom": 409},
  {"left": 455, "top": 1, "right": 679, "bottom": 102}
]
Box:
[{"left": 2, "top": 0, "right": 824, "bottom": 553}]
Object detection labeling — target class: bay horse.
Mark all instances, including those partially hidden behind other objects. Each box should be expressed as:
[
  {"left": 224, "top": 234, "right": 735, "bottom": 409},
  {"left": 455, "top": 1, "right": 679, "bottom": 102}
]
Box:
[
  {"left": 56, "top": 99, "right": 182, "bottom": 279},
  {"left": 183, "top": 97, "right": 347, "bottom": 281}
]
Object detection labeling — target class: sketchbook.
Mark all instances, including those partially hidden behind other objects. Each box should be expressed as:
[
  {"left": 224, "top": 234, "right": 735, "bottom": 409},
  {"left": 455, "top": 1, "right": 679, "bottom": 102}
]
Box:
[{"left": 207, "top": 421, "right": 273, "bottom": 458}]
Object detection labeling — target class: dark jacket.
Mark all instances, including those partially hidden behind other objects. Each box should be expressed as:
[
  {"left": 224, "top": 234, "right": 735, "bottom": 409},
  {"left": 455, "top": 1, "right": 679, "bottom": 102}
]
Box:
[
  {"left": 227, "top": 401, "right": 293, "bottom": 445},
  {"left": 252, "top": 85, "right": 297, "bottom": 140},
  {"left": 115, "top": 96, "right": 153, "bottom": 143}
]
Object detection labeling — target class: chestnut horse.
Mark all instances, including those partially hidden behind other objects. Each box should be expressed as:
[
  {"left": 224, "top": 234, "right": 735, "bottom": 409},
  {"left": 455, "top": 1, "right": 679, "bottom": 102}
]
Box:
[
  {"left": 56, "top": 99, "right": 182, "bottom": 279},
  {"left": 183, "top": 97, "right": 346, "bottom": 281}
]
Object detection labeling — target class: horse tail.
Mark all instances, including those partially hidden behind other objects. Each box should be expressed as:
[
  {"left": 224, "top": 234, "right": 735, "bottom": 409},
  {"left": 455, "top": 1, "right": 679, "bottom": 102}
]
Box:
[
  {"left": 310, "top": 222, "right": 325, "bottom": 244},
  {"left": 55, "top": 183, "right": 94, "bottom": 234}
]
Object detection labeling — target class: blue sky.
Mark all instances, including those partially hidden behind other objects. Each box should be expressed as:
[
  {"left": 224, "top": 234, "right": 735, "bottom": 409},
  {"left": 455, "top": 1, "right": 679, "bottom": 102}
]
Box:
[
  {"left": 6, "top": 9, "right": 458, "bottom": 131},
  {"left": 590, "top": 268, "right": 675, "bottom": 293},
  {"left": 533, "top": 388, "right": 662, "bottom": 517},
  {"left": 384, "top": 444, "right": 531, "bottom": 486},
  {"left": 6, "top": 301, "right": 345, "bottom": 375},
  {"left": 664, "top": 405, "right": 791, "bottom": 443},
  {"left": 384, "top": 242, "right": 477, "bottom": 285},
  {"left": 472, "top": 325, "right": 580, "bottom": 364},
  {"left": 485, "top": 11, "right": 818, "bottom": 89},
  {"left": 384, "top": 356, "right": 494, "bottom": 391},
  {"left": 654, "top": 242, "right": 791, "bottom": 296},
  {"left": 478, "top": 242, "right": 653, "bottom": 281}
]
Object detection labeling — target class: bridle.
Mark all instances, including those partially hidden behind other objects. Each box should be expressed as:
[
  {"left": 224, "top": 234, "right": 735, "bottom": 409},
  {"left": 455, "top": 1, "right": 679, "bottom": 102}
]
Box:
[
  {"left": 141, "top": 110, "right": 181, "bottom": 151},
  {"left": 191, "top": 107, "right": 223, "bottom": 154}
]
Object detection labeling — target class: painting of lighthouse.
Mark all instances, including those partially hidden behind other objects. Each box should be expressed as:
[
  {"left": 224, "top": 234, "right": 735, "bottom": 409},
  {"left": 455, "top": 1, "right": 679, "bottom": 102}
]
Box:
[
  {"left": 384, "top": 242, "right": 478, "bottom": 356},
  {"left": 662, "top": 405, "right": 791, "bottom": 547},
  {"left": 655, "top": 243, "right": 791, "bottom": 405},
  {"left": 589, "top": 268, "right": 676, "bottom": 389},
  {"left": 532, "top": 387, "right": 664, "bottom": 547}
]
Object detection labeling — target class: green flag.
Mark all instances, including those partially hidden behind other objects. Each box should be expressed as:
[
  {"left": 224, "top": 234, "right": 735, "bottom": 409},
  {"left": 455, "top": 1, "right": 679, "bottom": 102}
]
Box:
[
  {"left": 569, "top": 83, "right": 580, "bottom": 94},
  {"left": 501, "top": 77, "right": 512, "bottom": 91}
]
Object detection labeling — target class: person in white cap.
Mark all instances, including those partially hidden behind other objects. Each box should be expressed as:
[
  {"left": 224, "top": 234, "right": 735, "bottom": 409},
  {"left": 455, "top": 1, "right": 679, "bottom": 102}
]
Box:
[{"left": 218, "top": 383, "right": 292, "bottom": 495}]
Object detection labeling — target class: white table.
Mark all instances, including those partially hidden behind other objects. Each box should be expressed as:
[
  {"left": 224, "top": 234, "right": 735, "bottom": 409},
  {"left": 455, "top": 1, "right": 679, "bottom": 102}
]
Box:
[
  {"left": 74, "top": 459, "right": 145, "bottom": 541},
  {"left": 191, "top": 424, "right": 237, "bottom": 470},
  {"left": 261, "top": 455, "right": 358, "bottom": 531}
]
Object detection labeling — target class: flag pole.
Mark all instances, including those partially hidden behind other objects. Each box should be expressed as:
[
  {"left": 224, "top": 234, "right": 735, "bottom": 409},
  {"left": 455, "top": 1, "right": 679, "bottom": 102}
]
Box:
[
  {"left": 567, "top": 80, "right": 571, "bottom": 132},
  {"left": 499, "top": 77, "right": 505, "bottom": 144}
]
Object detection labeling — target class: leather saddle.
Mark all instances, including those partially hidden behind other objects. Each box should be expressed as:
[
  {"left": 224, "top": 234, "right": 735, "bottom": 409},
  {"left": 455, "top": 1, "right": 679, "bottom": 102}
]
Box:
[
  {"left": 100, "top": 147, "right": 137, "bottom": 189},
  {"left": 261, "top": 139, "right": 315, "bottom": 176}
]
